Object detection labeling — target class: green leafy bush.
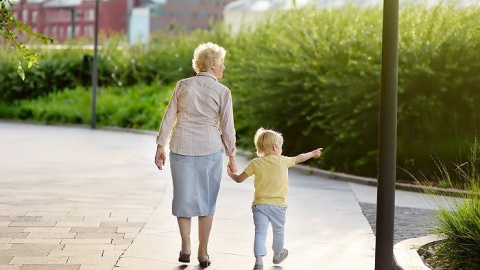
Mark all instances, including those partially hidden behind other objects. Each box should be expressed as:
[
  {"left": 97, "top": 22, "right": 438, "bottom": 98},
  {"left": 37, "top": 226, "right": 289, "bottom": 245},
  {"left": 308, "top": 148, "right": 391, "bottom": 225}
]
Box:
[
  {"left": 0, "top": 26, "right": 232, "bottom": 102},
  {"left": 5, "top": 82, "right": 175, "bottom": 130},
  {"left": 224, "top": 4, "right": 480, "bottom": 178}
]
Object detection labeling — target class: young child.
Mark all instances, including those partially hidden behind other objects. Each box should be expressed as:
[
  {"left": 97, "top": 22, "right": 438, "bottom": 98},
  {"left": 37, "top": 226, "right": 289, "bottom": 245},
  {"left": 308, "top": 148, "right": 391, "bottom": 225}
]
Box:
[{"left": 227, "top": 127, "right": 323, "bottom": 270}]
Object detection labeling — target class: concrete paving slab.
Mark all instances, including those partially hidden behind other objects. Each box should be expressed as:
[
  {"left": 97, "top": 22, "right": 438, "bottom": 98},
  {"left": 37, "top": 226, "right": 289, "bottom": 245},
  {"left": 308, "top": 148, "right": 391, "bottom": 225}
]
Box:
[
  {"left": 62, "top": 245, "right": 115, "bottom": 251},
  {"left": 39, "top": 217, "right": 84, "bottom": 222},
  {"left": 70, "top": 228, "right": 116, "bottom": 234},
  {"left": 74, "top": 233, "right": 124, "bottom": 240},
  {"left": 0, "top": 229, "right": 25, "bottom": 234},
  {"left": 60, "top": 240, "right": 111, "bottom": 245},
  {"left": 0, "top": 218, "right": 40, "bottom": 223},
  {"left": 0, "top": 266, "right": 20, "bottom": 270},
  {"left": 10, "top": 244, "right": 63, "bottom": 250},
  {"left": 23, "top": 228, "right": 71, "bottom": 233},
  {"left": 0, "top": 234, "right": 27, "bottom": 239},
  {"left": 20, "top": 265, "right": 80, "bottom": 270},
  {"left": 65, "top": 257, "right": 117, "bottom": 265},
  {"left": 10, "top": 239, "right": 61, "bottom": 244},
  {"left": 9, "top": 256, "right": 67, "bottom": 265},
  {"left": 0, "top": 256, "right": 13, "bottom": 264}
]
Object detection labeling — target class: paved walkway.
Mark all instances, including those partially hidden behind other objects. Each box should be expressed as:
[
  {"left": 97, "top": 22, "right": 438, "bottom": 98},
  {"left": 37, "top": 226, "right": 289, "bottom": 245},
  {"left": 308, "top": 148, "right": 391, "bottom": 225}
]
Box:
[{"left": 0, "top": 122, "right": 451, "bottom": 270}]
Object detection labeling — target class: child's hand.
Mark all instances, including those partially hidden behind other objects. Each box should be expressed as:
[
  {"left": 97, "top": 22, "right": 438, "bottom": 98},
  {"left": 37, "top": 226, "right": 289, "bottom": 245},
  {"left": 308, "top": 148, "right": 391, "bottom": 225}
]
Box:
[{"left": 312, "top": 148, "right": 323, "bottom": 159}]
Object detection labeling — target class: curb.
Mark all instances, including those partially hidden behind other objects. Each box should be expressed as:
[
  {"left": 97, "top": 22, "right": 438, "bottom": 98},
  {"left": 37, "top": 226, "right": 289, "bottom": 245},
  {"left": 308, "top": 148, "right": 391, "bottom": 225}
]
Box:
[
  {"left": 394, "top": 235, "right": 444, "bottom": 270},
  {"left": 0, "top": 120, "right": 471, "bottom": 197}
]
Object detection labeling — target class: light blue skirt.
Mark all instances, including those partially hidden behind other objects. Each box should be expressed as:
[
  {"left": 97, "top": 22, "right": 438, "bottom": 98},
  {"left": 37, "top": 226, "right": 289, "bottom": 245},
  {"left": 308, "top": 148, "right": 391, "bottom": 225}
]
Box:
[{"left": 170, "top": 151, "right": 223, "bottom": 217}]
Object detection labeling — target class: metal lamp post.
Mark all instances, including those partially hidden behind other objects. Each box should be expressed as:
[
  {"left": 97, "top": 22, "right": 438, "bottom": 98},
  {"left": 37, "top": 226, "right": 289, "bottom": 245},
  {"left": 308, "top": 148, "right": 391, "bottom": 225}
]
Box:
[
  {"left": 375, "top": 0, "right": 399, "bottom": 269},
  {"left": 90, "top": 0, "right": 99, "bottom": 128}
]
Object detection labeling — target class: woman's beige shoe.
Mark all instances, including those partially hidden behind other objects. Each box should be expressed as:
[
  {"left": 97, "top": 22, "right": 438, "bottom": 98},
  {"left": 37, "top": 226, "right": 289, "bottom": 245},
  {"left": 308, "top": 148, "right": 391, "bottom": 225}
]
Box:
[
  {"left": 198, "top": 254, "right": 211, "bottom": 268},
  {"left": 178, "top": 251, "right": 190, "bottom": 263}
]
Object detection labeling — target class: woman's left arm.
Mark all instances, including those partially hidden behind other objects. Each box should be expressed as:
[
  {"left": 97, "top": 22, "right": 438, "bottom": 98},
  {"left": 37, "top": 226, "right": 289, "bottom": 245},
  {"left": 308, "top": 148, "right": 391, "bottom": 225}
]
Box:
[{"left": 219, "top": 89, "right": 237, "bottom": 172}]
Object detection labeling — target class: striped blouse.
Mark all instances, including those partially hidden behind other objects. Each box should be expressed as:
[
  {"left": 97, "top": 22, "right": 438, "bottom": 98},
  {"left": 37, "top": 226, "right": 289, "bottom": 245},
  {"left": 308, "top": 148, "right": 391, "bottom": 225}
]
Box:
[{"left": 156, "top": 72, "right": 237, "bottom": 157}]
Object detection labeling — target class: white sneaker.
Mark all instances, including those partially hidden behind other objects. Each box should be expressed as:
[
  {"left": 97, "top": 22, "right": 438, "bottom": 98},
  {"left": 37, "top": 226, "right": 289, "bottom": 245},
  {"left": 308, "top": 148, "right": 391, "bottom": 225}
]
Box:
[{"left": 273, "top": 248, "right": 288, "bottom": 264}]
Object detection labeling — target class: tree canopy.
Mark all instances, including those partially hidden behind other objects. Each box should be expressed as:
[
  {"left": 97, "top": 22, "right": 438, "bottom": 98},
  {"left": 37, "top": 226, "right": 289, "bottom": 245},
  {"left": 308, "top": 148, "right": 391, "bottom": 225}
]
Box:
[{"left": 1, "top": 0, "right": 53, "bottom": 80}]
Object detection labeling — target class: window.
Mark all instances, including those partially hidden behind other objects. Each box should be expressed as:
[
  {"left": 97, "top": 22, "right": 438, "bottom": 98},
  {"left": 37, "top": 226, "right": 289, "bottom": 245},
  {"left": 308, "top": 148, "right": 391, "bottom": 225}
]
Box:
[
  {"left": 32, "top": 11, "right": 38, "bottom": 23},
  {"left": 22, "top": 10, "right": 28, "bottom": 22},
  {"left": 67, "top": 25, "right": 72, "bottom": 38},
  {"left": 59, "top": 27, "right": 64, "bottom": 38},
  {"left": 43, "top": 26, "right": 48, "bottom": 34},
  {"left": 85, "top": 25, "right": 94, "bottom": 39},
  {"left": 52, "top": 26, "right": 57, "bottom": 36},
  {"left": 13, "top": 12, "right": 17, "bottom": 19},
  {"left": 75, "top": 26, "right": 80, "bottom": 37},
  {"left": 85, "top": 9, "right": 94, "bottom": 21}
]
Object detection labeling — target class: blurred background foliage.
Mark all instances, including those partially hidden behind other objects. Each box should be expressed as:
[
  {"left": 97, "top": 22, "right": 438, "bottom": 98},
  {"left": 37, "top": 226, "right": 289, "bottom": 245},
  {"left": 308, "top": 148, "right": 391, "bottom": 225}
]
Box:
[{"left": 1, "top": 4, "right": 479, "bottom": 184}]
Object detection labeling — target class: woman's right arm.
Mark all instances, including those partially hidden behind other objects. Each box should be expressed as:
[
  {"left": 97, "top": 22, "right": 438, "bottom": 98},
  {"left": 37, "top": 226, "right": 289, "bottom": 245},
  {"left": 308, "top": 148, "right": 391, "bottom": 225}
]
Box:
[{"left": 155, "top": 82, "right": 181, "bottom": 170}]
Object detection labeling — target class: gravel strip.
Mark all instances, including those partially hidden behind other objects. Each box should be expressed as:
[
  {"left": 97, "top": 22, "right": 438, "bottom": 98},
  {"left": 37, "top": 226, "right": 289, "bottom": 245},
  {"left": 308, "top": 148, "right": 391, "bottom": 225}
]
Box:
[{"left": 359, "top": 202, "right": 440, "bottom": 243}]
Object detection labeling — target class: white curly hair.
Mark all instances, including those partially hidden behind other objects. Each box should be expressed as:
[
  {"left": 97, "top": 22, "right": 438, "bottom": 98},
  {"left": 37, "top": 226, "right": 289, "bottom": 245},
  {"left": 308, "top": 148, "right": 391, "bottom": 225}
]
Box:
[{"left": 192, "top": 42, "right": 226, "bottom": 73}]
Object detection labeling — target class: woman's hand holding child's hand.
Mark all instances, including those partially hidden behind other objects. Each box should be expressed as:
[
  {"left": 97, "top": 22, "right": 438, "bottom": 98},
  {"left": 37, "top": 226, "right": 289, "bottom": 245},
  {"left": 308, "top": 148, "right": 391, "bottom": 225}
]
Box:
[
  {"left": 227, "top": 165, "right": 235, "bottom": 177},
  {"left": 312, "top": 148, "right": 323, "bottom": 159}
]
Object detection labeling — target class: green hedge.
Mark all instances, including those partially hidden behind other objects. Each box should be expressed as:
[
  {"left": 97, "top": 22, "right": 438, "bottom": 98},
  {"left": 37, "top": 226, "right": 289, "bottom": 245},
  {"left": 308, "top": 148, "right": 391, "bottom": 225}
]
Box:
[{"left": 2, "top": 82, "right": 174, "bottom": 130}]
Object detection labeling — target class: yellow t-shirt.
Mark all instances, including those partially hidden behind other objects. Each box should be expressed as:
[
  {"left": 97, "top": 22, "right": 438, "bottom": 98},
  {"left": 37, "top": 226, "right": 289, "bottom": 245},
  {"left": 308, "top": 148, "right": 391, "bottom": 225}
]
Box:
[{"left": 243, "top": 155, "right": 296, "bottom": 207}]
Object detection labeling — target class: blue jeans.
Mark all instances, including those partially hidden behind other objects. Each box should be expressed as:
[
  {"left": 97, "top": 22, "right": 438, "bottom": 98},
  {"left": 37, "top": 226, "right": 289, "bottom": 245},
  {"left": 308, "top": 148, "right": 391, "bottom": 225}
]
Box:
[{"left": 252, "top": 204, "right": 287, "bottom": 256}]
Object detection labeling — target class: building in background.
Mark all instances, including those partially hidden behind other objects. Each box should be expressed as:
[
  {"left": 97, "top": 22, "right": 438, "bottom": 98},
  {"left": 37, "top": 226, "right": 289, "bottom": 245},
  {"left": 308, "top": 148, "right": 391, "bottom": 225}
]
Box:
[
  {"left": 129, "top": 0, "right": 165, "bottom": 44},
  {"left": 11, "top": 0, "right": 141, "bottom": 43},
  {"left": 130, "top": 0, "right": 237, "bottom": 44},
  {"left": 10, "top": 0, "right": 237, "bottom": 44},
  {"left": 159, "top": 0, "right": 236, "bottom": 31}
]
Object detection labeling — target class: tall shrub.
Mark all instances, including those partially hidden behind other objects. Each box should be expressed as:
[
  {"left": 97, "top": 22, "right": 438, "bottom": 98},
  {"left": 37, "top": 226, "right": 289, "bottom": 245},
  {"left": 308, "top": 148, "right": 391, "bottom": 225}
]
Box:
[{"left": 224, "top": 4, "right": 480, "bottom": 178}]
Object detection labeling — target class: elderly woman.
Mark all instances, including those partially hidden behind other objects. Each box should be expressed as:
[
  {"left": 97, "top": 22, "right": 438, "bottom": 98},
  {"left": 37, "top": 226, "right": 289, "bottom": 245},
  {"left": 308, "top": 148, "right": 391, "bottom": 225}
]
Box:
[{"left": 154, "top": 42, "right": 237, "bottom": 267}]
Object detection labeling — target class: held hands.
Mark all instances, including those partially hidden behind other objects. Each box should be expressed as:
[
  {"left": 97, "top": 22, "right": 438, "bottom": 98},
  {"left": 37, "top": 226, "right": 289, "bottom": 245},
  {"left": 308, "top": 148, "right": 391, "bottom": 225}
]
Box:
[
  {"left": 227, "top": 165, "right": 235, "bottom": 177},
  {"left": 227, "top": 156, "right": 237, "bottom": 174},
  {"left": 155, "top": 145, "right": 166, "bottom": 170},
  {"left": 312, "top": 148, "right": 323, "bottom": 159}
]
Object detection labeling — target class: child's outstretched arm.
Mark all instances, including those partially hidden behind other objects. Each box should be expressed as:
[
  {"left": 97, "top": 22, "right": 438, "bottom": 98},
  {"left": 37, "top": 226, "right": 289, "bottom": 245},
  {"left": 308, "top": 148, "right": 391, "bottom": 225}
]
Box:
[
  {"left": 295, "top": 148, "right": 323, "bottom": 164},
  {"left": 227, "top": 166, "right": 249, "bottom": 183}
]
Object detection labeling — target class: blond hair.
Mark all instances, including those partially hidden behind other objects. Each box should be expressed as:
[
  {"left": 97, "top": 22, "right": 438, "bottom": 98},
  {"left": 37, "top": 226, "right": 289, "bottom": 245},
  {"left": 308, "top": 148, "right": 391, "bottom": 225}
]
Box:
[
  {"left": 254, "top": 128, "right": 283, "bottom": 157},
  {"left": 192, "top": 42, "right": 226, "bottom": 73}
]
